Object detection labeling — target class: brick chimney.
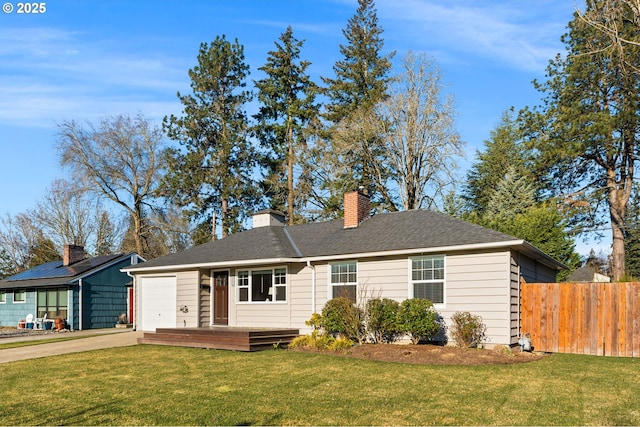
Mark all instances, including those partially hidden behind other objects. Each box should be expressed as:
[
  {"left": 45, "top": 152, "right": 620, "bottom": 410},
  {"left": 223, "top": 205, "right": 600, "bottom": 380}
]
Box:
[
  {"left": 63, "top": 244, "right": 86, "bottom": 266},
  {"left": 343, "top": 191, "right": 371, "bottom": 229}
]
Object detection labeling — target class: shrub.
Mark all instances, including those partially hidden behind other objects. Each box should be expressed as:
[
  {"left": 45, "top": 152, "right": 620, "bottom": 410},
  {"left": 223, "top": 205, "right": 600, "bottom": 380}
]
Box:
[
  {"left": 290, "top": 313, "right": 355, "bottom": 351},
  {"left": 321, "top": 297, "right": 363, "bottom": 341},
  {"left": 449, "top": 311, "right": 487, "bottom": 348},
  {"left": 328, "top": 337, "right": 355, "bottom": 351},
  {"left": 289, "top": 335, "right": 314, "bottom": 348},
  {"left": 366, "top": 298, "right": 400, "bottom": 343},
  {"left": 396, "top": 298, "right": 443, "bottom": 344}
]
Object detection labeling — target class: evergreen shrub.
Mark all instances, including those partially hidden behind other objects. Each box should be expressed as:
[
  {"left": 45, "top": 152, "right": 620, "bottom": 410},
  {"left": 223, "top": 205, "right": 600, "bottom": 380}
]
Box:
[
  {"left": 366, "top": 298, "right": 400, "bottom": 343},
  {"left": 396, "top": 298, "right": 443, "bottom": 344}
]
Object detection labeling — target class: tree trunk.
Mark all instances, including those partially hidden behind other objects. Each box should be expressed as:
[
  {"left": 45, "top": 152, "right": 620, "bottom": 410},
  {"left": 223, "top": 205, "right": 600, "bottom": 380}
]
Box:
[
  {"left": 287, "top": 121, "right": 294, "bottom": 225},
  {"left": 221, "top": 198, "right": 228, "bottom": 238},
  {"left": 211, "top": 211, "right": 216, "bottom": 241},
  {"left": 607, "top": 170, "right": 629, "bottom": 281},
  {"left": 133, "top": 213, "right": 144, "bottom": 258}
]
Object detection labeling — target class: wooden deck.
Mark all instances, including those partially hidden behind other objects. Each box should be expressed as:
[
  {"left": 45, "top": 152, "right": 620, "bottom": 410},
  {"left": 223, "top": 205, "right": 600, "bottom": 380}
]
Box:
[{"left": 137, "top": 326, "right": 300, "bottom": 351}]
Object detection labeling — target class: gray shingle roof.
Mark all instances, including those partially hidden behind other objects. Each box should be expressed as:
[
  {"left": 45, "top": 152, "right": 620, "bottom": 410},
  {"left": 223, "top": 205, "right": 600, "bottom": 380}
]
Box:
[{"left": 126, "top": 209, "right": 533, "bottom": 271}]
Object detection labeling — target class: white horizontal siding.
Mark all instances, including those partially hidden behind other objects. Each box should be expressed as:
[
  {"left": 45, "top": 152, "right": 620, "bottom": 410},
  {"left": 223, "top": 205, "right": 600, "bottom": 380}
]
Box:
[
  {"left": 234, "top": 303, "right": 292, "bottom": 328},
  {"left": 152, "top": 247, "right": 560, "bottom": 347},
  {"left": 176, "top": 270, "right": 199, "bottom": 328},
  {"left": 357, "top": 257, "right": 409, "bottom": 302},
  {"left": 441, "top": 251, "right": 512, "bottom": 346},
  {"left": 289, "top": 264, "right": 313, "bottom": 329}
]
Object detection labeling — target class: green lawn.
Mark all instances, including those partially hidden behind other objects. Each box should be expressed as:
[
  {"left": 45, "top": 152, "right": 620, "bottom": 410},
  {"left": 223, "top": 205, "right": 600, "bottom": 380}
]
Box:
[{"left": 1, "top": 345, "right": 639, "bottom": 425}]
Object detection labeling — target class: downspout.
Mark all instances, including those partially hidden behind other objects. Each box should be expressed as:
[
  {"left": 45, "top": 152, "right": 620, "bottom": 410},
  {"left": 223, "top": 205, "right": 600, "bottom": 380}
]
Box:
[
  {"left": 307, "top": 260, "right": 316, "bottom": 314},
  {"left": 127, "top": 271, "right": 136, "bottom": 331},
  {"left": 517, "top": 265, "right": 521, "bottom": 342},
  {"left": 78, "top": 278, "right": 83, "bottom": 331}
]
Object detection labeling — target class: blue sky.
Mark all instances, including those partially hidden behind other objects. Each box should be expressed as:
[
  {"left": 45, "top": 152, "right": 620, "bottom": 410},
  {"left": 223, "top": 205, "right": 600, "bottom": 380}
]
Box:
[{"left": 2, "top": 0, "right": 598, "bottom": 252}]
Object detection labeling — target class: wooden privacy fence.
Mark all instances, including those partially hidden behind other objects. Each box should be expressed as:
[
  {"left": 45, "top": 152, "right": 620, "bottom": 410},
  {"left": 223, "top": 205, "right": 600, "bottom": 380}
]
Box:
[{"left": 520, "top": 281, "right": 640, "bottom": 357}]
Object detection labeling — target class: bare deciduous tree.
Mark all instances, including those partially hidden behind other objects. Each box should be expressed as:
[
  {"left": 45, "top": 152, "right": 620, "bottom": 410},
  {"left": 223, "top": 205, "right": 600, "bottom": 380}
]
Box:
[
  {"left": 31, "top": 179, "right": 97, "bottom": 251},
  {"left": 57, "top": 114, "right": 166, "bottom": 259},
  {"left": 0, "top": 213, "right": 56, "bottom": 272},
  {"left": 379, "top": 52, "right": 463, "bottom": 210}
]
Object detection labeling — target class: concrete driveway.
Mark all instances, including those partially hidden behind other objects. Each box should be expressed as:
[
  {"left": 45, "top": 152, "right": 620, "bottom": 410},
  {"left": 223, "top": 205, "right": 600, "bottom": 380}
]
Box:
[{"left": 0, "top": 329, "right": 143, "bottom": 364}]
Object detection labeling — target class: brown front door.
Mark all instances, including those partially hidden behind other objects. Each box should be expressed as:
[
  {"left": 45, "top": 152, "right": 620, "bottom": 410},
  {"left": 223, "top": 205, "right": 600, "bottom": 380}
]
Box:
[{"left": 213, "top": 271, "right": 229, "bottom": 325}]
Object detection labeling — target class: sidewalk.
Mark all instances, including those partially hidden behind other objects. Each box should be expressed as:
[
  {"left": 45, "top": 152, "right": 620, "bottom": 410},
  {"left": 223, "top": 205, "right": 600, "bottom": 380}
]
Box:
[{"left": 0, "top": 329, "right": 143, "bottom": 364}]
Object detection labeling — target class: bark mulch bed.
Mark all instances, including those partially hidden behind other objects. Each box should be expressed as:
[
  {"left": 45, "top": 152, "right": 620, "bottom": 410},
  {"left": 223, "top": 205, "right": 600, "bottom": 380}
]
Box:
[{"left": 291, "top": 343, "right": 545, "bottom": 365}]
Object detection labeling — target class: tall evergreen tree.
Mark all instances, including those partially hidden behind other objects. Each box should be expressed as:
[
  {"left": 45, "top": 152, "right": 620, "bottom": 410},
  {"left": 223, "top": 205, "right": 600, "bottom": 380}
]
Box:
[
  {"left": 484, "top": 166, "right": 537, "bottom": 220},
  {"left": 163, "top": 36, "right": 257, "bottom": 241},
  {"left": 466, "top": 168, "right": 580, "bottom": 279},
  {"left": 94, "top": 211, "right": 117, "bottom": 256},
  {"left": 464, "top": 109, "right": 533, "bottom": 214},
  {"left": 253, "top": 26, "right": 319, "bottom": 224},
  {"left": 0, "top": 248, "right": 15, "bottom": 279},
  {"left": 314, "top": 0, "right": 395, "bottom": 217},
  {"left": 322, "top": 0, "right": 394, "bottom": 123},
  {"left": 521, "top": 3, "right": 640, "bottom": 280},
  {"left": 28, "top": 235, "right": 61, "bottom": 269}
]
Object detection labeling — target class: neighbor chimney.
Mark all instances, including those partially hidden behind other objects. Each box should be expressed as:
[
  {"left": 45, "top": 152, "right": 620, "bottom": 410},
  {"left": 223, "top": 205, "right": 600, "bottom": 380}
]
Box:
[
  {"left": 252, "top": 209, "right": 286, "bottom": 228},
  {"left": 63, "top": 244, "right": 86, "bottom": 266},
  {"left": 343, "top": 191, "right": 371, "bottom": 229}
]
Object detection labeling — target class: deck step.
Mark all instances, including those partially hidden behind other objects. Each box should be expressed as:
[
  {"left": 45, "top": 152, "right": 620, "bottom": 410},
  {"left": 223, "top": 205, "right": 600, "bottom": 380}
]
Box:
[{"left": 138, "top": 327, "right": 299, "bottom": 352}]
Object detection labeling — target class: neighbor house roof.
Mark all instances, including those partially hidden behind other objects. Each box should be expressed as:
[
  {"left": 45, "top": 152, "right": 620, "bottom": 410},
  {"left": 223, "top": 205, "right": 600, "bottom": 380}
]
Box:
[
  {"left": 123, "top": 209, "right": 566, "bottom": 273},
  {"left": 0, "top": 253, "right": 137, "bottom": 290},
  {"left": 567, "top": 266, "right": 611, "bottom": 283}
]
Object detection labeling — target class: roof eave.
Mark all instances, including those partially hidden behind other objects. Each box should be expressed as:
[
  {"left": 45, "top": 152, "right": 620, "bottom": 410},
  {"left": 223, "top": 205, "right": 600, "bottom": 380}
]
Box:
[
  {"left": 121, "top": 240, "right": 565, "bottom": 273},
  {"left": 518, "top": 241, "right": 568, "bottom": 270},
  {"left": 121, "top": 257, "right": 302, "bottom": 274}
]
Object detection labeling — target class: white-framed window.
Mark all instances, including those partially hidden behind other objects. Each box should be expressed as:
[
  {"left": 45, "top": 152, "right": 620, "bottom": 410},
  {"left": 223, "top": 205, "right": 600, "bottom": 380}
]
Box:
[
  {"left": 410, "top": 255, "right": 445, "bottom": 305},
  {"left": 13, "top": 290, "right": 26, "bottom": 303},
  {"left": 237, "top": 267, "right": 287, "bottom": 303},
  {"left": 0, "top": 291, "right": 5, "bottom": 304},
  {"left": 330, "top": 261, "right": 357, "bottom": 301}
]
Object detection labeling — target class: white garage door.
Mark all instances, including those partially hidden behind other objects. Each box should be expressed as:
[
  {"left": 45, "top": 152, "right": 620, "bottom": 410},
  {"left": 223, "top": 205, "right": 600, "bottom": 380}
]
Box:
[{"left": 139, "top": 276, "right": 177, "bottom": 331}]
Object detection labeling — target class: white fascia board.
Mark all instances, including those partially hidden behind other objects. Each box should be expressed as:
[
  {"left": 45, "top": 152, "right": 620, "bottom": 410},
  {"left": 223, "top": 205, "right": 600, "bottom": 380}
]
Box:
[{"left": 121, "top": 257, "right": 302, "bottom": 274}]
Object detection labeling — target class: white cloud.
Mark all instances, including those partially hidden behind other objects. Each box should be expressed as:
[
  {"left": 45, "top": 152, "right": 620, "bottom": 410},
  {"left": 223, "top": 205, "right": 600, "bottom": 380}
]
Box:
[
  {"left": 0, "top": 27, "right": 188, "bottom": 126},
  {"left": 377, "top": 0, "right": 572, "bottom": 71}
]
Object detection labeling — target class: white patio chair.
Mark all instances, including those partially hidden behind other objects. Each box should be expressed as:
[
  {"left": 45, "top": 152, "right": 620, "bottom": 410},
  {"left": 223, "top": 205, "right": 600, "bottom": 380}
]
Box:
[
  {"left": 34, "top": 313, "right": 46, "bottom": 330},
  {"left": 25, "top": 313, "right": 34, "bottom": 329}
]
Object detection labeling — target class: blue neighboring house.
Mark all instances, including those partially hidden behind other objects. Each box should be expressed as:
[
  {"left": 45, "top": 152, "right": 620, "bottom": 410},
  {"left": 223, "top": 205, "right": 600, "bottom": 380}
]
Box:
[{"left": 0, "top": 245, "right": 143, "bottom": 330}]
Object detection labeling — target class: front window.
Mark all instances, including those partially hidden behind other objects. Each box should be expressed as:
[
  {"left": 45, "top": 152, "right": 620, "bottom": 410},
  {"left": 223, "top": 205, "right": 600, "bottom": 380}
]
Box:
[
  {"left": 237, "top": 267, "right": 287, "bottom": 303},
  {"left": 330, "top": 261, "right": 357, "bottom": 301},
  {"left": 411, "top": 256, "right": 445, "bottom": 304},
  {"left": 13, "top": 290, "right": 25, "bottom": 303},
  {"left": 0, "top": 291, "right": 5, "bottom": 303},
  {"left": 37, "top": 288, "right": 68, "bottom": 319}
]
